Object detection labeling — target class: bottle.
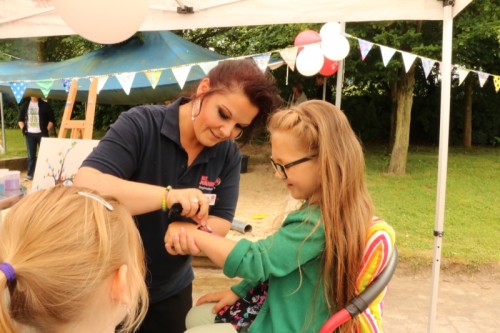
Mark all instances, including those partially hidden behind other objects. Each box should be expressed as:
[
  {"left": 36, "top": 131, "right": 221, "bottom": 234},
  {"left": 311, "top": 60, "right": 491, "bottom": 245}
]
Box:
[{"left": 4, "top": 170, "right": 20, "bottom": 192}]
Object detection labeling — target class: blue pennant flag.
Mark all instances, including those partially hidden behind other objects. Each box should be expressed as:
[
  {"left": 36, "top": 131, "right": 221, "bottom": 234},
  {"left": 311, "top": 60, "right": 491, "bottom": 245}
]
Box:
[{"left": 9, "top": 82, "right": 28, "bottom": 103}]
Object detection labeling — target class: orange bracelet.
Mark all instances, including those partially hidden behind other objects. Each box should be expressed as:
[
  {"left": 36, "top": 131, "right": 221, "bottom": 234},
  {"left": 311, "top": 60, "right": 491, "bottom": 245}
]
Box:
[{"left": 161, "top": 185, "right": 172, "bottom": 212}]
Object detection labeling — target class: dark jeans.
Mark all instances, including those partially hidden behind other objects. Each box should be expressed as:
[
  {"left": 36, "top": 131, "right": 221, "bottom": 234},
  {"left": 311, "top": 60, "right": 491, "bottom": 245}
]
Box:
[
  {"left": 137, "top": 283, "right": 193, "bottom": 333},
  {"left": 25, "top": 133, "right": 42, "bottom": 178}
]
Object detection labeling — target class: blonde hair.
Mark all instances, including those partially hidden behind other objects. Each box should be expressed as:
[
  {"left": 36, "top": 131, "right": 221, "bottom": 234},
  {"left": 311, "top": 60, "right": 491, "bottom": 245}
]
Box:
[
  {"left": 267, "top": 100, "right": 373, "bottom": 332},
  {"left": 0, "top": 185, "right": 148, "bottom": 333}
]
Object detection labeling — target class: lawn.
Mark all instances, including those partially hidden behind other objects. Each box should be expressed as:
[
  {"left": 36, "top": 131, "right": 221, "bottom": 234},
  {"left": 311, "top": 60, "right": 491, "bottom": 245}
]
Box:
[{"left": 1, "top": 129, "right": 499, "bottom": 269}]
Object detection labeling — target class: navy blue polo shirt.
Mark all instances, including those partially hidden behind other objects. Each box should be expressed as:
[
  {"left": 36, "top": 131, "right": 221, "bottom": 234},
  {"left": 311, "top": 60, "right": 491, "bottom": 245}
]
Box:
[{"left": 81, "top": 97, "right": 242, "bottom": 303}]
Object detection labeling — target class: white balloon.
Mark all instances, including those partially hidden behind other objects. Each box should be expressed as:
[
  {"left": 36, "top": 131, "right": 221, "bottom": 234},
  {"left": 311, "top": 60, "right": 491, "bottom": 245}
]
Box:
[
  {"left": 54, "top": 0, "right": 148, "bottom": 44},
  {"left": 296, "top": 45, "right": 324, "bottom": 77},
  {"left": 321, "top": 34, "right": 350, "bottom": 61},
  {"left": 320, "top": 22, "right": 341, "bottom": 40}
]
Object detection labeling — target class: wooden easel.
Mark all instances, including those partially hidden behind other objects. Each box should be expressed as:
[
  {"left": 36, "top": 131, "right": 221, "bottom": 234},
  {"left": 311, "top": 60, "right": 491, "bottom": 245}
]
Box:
[{"left": 58, "top": 78, "right": 98, "bottom": 140}]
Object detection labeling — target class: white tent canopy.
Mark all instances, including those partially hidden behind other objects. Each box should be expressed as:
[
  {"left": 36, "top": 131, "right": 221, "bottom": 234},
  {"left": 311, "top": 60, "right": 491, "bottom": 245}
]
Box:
[
  {"left": 1, "top": 0, "right": 470, "bottom": 39},
  {"left": 0, "top": 1, "right": 474, "bottom": 332}
]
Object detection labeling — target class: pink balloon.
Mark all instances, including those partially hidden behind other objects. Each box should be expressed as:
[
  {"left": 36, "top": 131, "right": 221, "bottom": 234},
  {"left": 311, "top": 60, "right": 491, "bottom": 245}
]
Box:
[
  {"left": 319, "top": 58, "right": 339, "bottom": 76},
  {"left": 294, "top": 30, "right": 322, "bottom": 48}
]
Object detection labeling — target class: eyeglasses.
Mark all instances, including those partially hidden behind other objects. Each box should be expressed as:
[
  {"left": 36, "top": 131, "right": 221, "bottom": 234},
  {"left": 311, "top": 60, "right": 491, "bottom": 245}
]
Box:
[{"left": 270, "top": 155, "right": 316, "bottom": 179}]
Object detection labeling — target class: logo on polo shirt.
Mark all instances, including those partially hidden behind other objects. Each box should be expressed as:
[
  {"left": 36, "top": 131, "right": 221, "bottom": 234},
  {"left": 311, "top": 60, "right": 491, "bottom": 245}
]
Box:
[{"left": 198, "top": 175, "right": 221, "bottom": 191}]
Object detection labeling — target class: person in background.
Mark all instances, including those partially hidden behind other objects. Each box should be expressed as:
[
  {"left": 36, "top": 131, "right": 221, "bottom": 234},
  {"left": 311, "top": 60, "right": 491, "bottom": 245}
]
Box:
[
  {"left": 289, "top": 82, "right": 308, "bottom": 106},
  {"left": 169, "top": 100, "right": 395, "bottom": 333},
  {"left": 0, "top": 185, "right": 149, "bottom": 333},
  {"left": 18, "top": 96, "right": 56, "bottom": 181},
  {"left": 314, "top": 75, "right": 333, "bottom": 102},
  {"left": 73, "top": 59, "right": 282, "bottom": 333}
]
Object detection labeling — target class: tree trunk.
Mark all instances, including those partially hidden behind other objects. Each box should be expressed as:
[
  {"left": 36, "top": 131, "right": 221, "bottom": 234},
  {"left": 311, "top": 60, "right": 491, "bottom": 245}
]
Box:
[
  {"left": 389, "top": 79, "right": 398, "bottom": 150},
  {"left": 388, "top": 65, "right": 416, "bottom": 175},
  {"left": 463, "top": 76, "right": 473, "bottom": 148}
]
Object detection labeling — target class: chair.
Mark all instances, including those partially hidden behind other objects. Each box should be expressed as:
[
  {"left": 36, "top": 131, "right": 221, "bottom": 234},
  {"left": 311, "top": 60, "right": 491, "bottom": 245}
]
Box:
[{"left": 319, "top": 247, "right": 398, "bottom": 333}]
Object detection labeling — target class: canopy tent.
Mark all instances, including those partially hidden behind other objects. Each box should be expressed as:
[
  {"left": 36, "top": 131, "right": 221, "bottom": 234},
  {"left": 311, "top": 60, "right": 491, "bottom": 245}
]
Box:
[
  {"left": 0, "top": 31, "right": 226, "bottom": 105},
  {"left": 0, "top": 1, "right": 474, "bottom": 332}
]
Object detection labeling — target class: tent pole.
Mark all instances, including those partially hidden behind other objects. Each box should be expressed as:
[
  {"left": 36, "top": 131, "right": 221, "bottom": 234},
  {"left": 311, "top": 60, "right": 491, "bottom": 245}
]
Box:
[
  {"left": 335, "top": 22, "right": 346, "bottom": 108},
  {"left": 428, "top": 2, "right": 454, "bottom": 332},
  {"left": 0, "top": 92, "right": 5, "bottom": 154}
]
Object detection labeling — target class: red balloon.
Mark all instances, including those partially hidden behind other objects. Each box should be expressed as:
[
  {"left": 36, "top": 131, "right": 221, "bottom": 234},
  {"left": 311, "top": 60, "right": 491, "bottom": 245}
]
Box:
[
  {"left": 294, "top": 30, "right": 322, "bottom": 52},
  {"left": 319, "top": 57, "right": 339, "bottom": 76}
]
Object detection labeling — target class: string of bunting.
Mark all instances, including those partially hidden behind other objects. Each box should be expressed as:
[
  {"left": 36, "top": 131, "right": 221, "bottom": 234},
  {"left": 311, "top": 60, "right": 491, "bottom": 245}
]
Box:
[{"left": 2, "top": 33, "right": 498, "bottom": 103}]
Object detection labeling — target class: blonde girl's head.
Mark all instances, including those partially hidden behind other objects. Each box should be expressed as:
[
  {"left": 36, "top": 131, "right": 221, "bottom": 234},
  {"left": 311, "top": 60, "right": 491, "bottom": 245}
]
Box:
[
  {"left": 0, "top": 185, "right": 148, "bottom": 333},
  {"left": 268, "top": 100, "right": 373, "bottom": 332}
]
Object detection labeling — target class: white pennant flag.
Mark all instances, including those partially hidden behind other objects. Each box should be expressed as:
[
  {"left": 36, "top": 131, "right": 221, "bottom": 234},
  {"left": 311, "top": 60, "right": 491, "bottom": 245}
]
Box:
[
  {"left": 172, "top": 65, "right": 193, "bottom": 89},
  {"left": 199, "top": 61, "right": 220, "bottom": 75},
  {"left": 252, "top": 53, "right": 271, "bottom": 72},
  {"left": 116, "top": 72, "right": 136, "bottom": 95},
  {"left": 477, "top": 72, "right": 489, "bottom": 88},
  {"left": 420, "top": 57, "right": 435, "bottom": 79},
  {"left": 379, "top": 45, "right": 396, "bottom": 67},
  {"left": 401, "top": 52, "right": 417, "bottom": 73},
  {"left": 457, "top": 68, "right": 470, "bottom": 85},
  {"left": 279, "top": 47, "right": 299, "bottom": 71},
  {"left": 97, "top": 76, "right": 108, "bottom": 94}
]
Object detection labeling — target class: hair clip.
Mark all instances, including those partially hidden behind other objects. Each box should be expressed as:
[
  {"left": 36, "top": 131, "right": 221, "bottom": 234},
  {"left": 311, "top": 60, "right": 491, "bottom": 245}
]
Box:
[{"left": 78, "top": 191, "right": 114, "bottom": 211}]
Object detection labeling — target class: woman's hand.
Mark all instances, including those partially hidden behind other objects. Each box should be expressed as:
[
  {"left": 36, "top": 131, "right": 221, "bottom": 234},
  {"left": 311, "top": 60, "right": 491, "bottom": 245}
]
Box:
[
  {"left": 166, "top": 188, "right": 209, "bottom": 226},
  {"left": 196, "top": 290, "right": 241, "bottom": 314},
  {"left": 165, "top": 225, "right": 201, "bottom": 256}
]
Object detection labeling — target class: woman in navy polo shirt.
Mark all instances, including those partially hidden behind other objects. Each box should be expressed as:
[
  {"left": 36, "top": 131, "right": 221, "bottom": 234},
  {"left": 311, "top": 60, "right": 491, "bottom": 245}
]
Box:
[{"left": 74, "top": 59, "right": 282, "bottom": 333}]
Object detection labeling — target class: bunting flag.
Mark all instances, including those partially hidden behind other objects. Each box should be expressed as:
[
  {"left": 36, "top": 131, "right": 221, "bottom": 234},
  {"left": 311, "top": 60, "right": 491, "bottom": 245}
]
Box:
[
  {"left": 494, "top": 76, "right": 500, "bottom": 92},
  {"left": 478, "top": 72, "right": 489, "bottom": 88},
  {"left": 252, "top": 53, "right": 271, "bottom": 72},
  {"left": 457, "top": 68, "right": 470, "bottom": 85},
  {"left": 97, "top": 76, "right": 108, "bottom": 94},
  {"left": 358, "top": 39, "right": 374, "bottom": 61},
  {"left": 172, "top": 65, "right": 192, "bottom": 89},
  {"left": 198, "top": 61, "right": 220, "bottom": 75},
  {"left": 145, "top": 70, "right": 162, "bottom": 89},
  {"left": 9, "top": 81, "right": 27, "bottom": 103},
  {"left": 421, "top": 57, "right": 435, "bottom": 79},
  {"left": 62, "top": 78, "right": 72, "bottom": 93},
  {"left": 116, "top": 72, "right": 136, "bottom": 95},
  {"left": 379, "top": 45, "right": 396, "bottom": 67},
  {"left": 401, "top": 52, "right": 417, "bottom": 73},
  {"left": 279, "top": 47, "right": 298, "bottom": 71},
  {"left": 36, "top": 79, "right": 54, "bottom": 98}
]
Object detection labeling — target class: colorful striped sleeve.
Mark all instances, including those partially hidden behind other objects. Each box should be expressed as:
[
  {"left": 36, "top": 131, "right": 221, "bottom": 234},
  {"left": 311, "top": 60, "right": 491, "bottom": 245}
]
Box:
[{"left": 356, "top": 217, "right": 396, "bottom": 333}]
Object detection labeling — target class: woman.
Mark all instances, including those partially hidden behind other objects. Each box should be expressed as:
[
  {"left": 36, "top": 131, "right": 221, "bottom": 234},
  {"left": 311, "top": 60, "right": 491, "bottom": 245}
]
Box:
[
  {"left": 169, "top": 100, "right": 395, "bottom": 332},
  {"left": 74, "top": 58, "right": 282, "bottom": 333},
  {"left": 0, "top": 185, "right": 148, "bottom": 333}
]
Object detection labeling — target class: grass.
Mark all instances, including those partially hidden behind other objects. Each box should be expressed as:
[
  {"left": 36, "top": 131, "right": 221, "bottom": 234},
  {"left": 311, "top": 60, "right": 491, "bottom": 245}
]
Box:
[{"left": 2, "top": 130, "right": 499, "bottom": 270}]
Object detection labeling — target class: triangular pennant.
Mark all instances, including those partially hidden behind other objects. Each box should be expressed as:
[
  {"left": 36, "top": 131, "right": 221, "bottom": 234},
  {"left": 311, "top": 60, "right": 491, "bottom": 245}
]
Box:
[
  {"left": 401, "top": 52, "right": 417, "bottom": 73},
  {"left": 145, "top": 70, "right": 162, "bottom": 89},
  {"left": 420, "top": 57, "right": 435, "bottom": 79},
  {"left": 36, "top": 79, "right": 54, "bottom": 98},
  {"left": 493, "top": 76, "right": 500, "bottom": 92},
  {"left": 279, "top": 47, "right": 299, "bottom": 71},
  {"left": 379, "top": 45, "right": 397, "bottom": 67},
  {"left": 62, "top": 78, "right": 72, "bottom": 93},
  {"left": 97, "top": 76, "right": 109, "bottom": 94},
  {"left": 358, "top": 39, "right": 374, "bottom": 61},
  {"left": 252, "top": 53, "right": 271, "bottom": 72},
  {"left": 198, "top": 61, "right": 220, "bottom": 75},
  {"left": 116, "top": 72, "right": 136, "bottom": 95},
  {"left": 9, "top": 81, "right": 27, "bottom": 103},
  {"left": 457, "top": 68, "right": 470, "bottom": 85},
  {"left": 172, "top": 65, "right": 192, "bottom": 90},
  {"left": 477, "top": 72, "right": 489, "bottom": 88}
]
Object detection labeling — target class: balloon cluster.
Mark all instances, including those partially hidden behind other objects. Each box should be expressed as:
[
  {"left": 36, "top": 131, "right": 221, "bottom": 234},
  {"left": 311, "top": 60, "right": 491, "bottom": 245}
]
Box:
[
  {"left": 294, "top": 22, "right": 350, "bottom": 77},
  {"left": 54, "top": 0, "right": 149, "bottom": 44}
]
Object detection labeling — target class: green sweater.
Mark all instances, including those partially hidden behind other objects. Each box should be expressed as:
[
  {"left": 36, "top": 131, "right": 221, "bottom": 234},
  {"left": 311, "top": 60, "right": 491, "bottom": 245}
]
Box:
[{"left": 223, "top": 205, "right": 329, "bottom": 333}]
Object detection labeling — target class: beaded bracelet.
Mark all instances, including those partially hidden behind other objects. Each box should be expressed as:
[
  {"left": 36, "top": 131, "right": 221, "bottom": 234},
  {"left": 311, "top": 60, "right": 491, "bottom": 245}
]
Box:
[{"left": 161, "top": 185, "right": 172, "bottom": 212}]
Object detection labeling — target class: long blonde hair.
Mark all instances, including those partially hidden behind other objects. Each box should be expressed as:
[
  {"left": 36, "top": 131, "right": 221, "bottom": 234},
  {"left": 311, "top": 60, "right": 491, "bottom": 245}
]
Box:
[
  {"left": 0, "top": 185, "right": 148, "bottom": 333},
  {"left": 268, "top": 100, "right": 373, "bottom": 332}
]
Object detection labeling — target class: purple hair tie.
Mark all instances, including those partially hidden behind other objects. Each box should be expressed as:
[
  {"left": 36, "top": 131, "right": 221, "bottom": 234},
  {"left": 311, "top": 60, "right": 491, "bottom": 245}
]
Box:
[{"left": 0, "top": 262, "right": 15, "bottom": 282}]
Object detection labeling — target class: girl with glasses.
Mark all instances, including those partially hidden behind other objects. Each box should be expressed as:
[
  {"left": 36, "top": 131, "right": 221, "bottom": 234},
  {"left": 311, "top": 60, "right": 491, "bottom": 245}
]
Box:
[
  {"left": 169, "top": 100, "right": 395, "bottom": 333},
  {"left": 74, "top": 59, "right": 282, "bottom": 333}
]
